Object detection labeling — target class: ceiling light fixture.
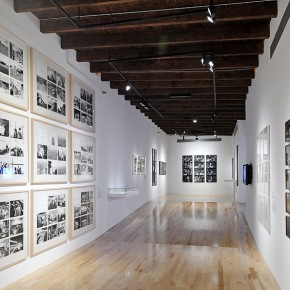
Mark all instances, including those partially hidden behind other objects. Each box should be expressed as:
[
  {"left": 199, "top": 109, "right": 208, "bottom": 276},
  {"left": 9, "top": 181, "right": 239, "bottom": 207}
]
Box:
[
  {"left": 207, "top": 0, "right": 216, "bottom": 24},
  {"left": 125, "top": 81, "right": 131, "bottom": 91},
  {"left": 201, "top": 52, "right": 206, "bottom": 66},
  {"left": 193, "top": 118, "right": 198, "bottom": 123},
  {"left": 209, "top": 54, "right": 215, "bottom": 72},
  {"left": 140, "top": 98, "right": 149, "bottom": 110}
]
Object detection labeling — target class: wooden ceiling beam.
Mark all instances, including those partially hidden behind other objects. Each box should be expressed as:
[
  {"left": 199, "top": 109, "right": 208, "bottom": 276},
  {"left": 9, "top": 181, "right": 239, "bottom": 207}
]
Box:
[
  {"left": 119, "top": 87, "right": 248, "bottom": 95},
  {"left": 39, "top": 2, "right": 277, "bottom": 33},
  {"left": 78, "top": 41, "right": 264, "bottom": 62},
  {"left": 110, "top": 79, "right": 251, "bottom": 89},
  {"left": 90, "top": 55, "right": 259, "bottom": 72},
  {"left": 124, "top": 94, "right": 247, "bottom": 101},
  {"left": 61, "top": 23, "right": 270, "bottom": 49},
  {"left": 102, "top": 70, "right": 255, "bottom": 81}
]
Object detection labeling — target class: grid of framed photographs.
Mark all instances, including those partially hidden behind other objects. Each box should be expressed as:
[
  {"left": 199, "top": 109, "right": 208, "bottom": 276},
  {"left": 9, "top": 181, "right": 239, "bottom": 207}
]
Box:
[
  {"left": 194, "top": 155, "right": 205, "bottom": 183},
  {"left": 206, "top": 155, "right": 217, "bottom": 183},
  {"left": 32, "top": 188, "right": 68, "bottom": 256},
  {"left": 132, "top": 154, "right": 146, "bottom": 175},
  {"left": 152, "top": 148, "right": 157, "bottom": 186},
  {"left": 71, "top": 132, "right": 95, "bottom": 182},
  {"left": 71, "top": 76, "right": 95, "bottom": 133},
  {"left": 31, "top": 48, "right": 69, "bottom": 124},
  {"left": 32, "top": 119, "right": 69, "bottom": 184},
  {"left": 182, "top": 155, "right": 192, "bottom": 182},
  {"left": 0, "top": 109, "right": 28, "bottom": 184},
  {"left": 71, "top": 186, "right": 95, "bottom": 239},
  {"left": 0, "top": 26, "right": 28, "bottom": 110},
  {"left": 0, "top": 191, "right": 28, "bottom": 270},
  {"left": 159, "top": 161, "right": 166, "bottom": 175}
]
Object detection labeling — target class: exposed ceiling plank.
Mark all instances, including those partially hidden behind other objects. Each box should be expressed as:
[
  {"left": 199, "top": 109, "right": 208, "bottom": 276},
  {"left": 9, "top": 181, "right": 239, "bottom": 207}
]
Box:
[
  {"left": 39, "top": 2, "right": 277, "bottom": 33},
  {"left": 61, "top": 23, "right": 270, "bottom": 49}
]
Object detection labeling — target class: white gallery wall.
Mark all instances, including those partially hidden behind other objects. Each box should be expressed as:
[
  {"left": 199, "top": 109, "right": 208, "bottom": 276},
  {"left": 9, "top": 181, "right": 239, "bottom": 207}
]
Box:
[
  {"left": 244, "top": 1, "right": 290, "bottom": 289},
  {"left": 0, "top": 1, "right": 167, "bottom": 287},
  {"left": 167, "top": 135, "right": 233, "bottom": 195}
]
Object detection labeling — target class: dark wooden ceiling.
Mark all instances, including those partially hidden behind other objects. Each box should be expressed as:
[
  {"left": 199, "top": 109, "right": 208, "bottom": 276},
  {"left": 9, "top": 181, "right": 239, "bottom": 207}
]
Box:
[{"left": 14, "top": 0, "right": 278, "bottom": 136}]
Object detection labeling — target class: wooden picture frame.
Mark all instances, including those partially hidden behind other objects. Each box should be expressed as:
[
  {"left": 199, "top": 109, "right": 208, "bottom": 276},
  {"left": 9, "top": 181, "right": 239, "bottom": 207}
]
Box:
[
  {"left": 132, "top": 154, "right": 146, "bottom": 175},
  {"left": 159, "top": 161, "right": 166, "bottom": 175},
  {"left": 0, "top": 109, "right": 29, "bottom": 185},
  {"left": 71, "top": 75, "right": 95, "bottom": 133},
  {"left": 71, "top": 131, "right": 95, "bottom": 183},
  {"left": 32, "top": 119, "right": 69, "bottom": 184},
  {"left": 286, "top": 192, "right": 290, "bottom": 214},
  {"left": 286, "top": 119, "right": 290, "bottom": 142},
  {"left": 30, "top": 48, "right": 69, "bottom": 124},
  {"left": 70, "top": 186, "right": 95, "bottom": 239},
  {"left": 286, "top": 216, "right": 290, "bottom": 239},
  {"left": 0, "top": 26, "right": 28, "bottom": 110},
  {"left": 285, "top": 144, "right": 290, "bottom": 166},
  {"left": 32, "top": 188, "right": 68, "bottom": 256},
  {"left": 286, "top": 169, "right": 290, "bottom": 190},
  {"left": 0, "top": 191, "right": 28, "bottom": 270}
]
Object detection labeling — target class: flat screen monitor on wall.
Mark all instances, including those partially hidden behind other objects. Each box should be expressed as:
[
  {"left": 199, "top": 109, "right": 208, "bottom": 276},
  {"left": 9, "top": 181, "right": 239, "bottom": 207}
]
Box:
[{"left": 243, "top": 164, "right": 252, "bottom": 185}]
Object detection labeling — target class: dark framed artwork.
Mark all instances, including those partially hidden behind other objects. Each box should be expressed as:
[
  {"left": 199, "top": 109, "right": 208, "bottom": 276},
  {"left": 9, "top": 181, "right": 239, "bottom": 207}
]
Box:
[
  {"left": 71, "top": 75, "right": 95, "bottom": 133},
  {"left": 0, "top": 191, "right": 28, "bottom": 270},
  {"left": 159, "top": 161, "right": 166, "bottom": 175},
  {"left": 152, "top": 148, "right": 157, "bottom": 186},
  {"left": 286, "top": 192, "right": 290, "bottom": 214},
  {"left": 285, "top": 119, "right": 290, "bottom": 142},
  {"left": 0, "top": 26, "right": 29, "bottom": 110},
  {"left": 206, "top": 155, "right": 217, "bottom": 183},
  {"left": 182, "top": 155, "right": 192, "bottom": 182},
  {"left": 70, "top": 186, "right": 95, "bottom": 239},
  {"left": 0, "top": 109, "right": 29, "bottom": 185},
  {"left": 285, "top": 145, "right": 290, "bottom": 166},
  {"left": 286, "top": 169, "right": 290, "bottom": 190},
  {"left": 32, "top": 188, "right": 68, "bottom": 256},
  {"left": 286, "top": 216, "right": 290, "bottom": 239},
  {"left": 194, "top": 155, "right": 205, "bottom": 183}
]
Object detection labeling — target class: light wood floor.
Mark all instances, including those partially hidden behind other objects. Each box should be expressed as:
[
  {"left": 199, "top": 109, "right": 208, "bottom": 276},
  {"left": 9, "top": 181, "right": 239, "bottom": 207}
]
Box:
[{"left": 3, "top": 195, "right": 280, "bottom": 290}]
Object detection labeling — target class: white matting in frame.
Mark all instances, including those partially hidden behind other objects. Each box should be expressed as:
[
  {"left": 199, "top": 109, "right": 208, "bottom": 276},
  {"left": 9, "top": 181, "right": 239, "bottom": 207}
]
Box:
[
  {"left": 0, "top": 26, "right": 28, "bottom": 110},
  {"left": 71, "top": 131, "right": 95, "bottom": 183},
  {"left": 71, "top": 75, "right": 95, "bottom": 133},
  {"left": 31, "top": 48, "right": 69, "bottom": 123},
  {"left": 32, "top": 119, "right": 69, "bottom": 184},
  {"left": 0, "top": 191, "right": 28, "bottom": 270},
  {"left": 32, "top": 188, "right": 68, "bottom": 256},
  {"left": 70, "top": 186, "right": 95, "bottom": 239},
  {"left": 0, "top": 109, "right": 28, "bottom": 184},
  {"left": 132, "top": 154, "right": 146, "bottom": 175}
]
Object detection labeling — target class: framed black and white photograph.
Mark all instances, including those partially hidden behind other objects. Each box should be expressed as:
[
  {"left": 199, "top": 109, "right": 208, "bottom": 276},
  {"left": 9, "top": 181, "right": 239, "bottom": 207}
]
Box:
[
  {"left": 132, "top": 154, "right": 146, "bottom": 175},
  {"left": 152, "top": 148, "right": 157, "bottom": 186},
  {"left": 31, "top": 48, "right": 69, "bottom": 123},
  {"left": 71, "top": 76, "right": 95, "bottom": 133},
  {"left": 32, "top": 188, "right": 68, "bottom": 256},
  {"left": 71, "top": 131, "right": 95, "bottom": 182},
  {"left": 206, "top": 155, "right": 217, "bottom": 183},
  {"left": 182, "top": 155, "right": 192, "bottom": 182},
  {"left": 286, "top": 192, "right": 290, "bottom": 214},
  {"left": 0, "top": 109, "right": 28, "bottom": 185},
  {"left": 159, "top": 161, "right": 166, "bottom": 175},
  {"left": 0, "top": 191, "right": 28, "bottom": 270},
  {"left": 0, "top": 26, "right": 28, "bottom": 110},
  {"left": 286, "top": 216, "right": 290, "bottom": 239},
  {"left": 285, "top": 145, "right": 290, "bottom": 166},
  {"left": 286, "top": 169, "right": 290, "bottom": 190},
  {"left": 70, "top": 186, "right": 95, "bottom": 239},
  {"left": 32, "top": 119, "right": 69, "bottom": 184},
  {"left": 285, "top": 119, "right": 290, "bottom": 142},
  {"left": 194, "top": 155, "right": 205, "bottom": 183}
]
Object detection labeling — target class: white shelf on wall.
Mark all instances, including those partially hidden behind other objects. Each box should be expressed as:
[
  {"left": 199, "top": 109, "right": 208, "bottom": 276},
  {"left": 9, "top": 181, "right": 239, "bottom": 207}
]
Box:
[{"left": 107, "top": 187, "right": 139, "bottom": 198}]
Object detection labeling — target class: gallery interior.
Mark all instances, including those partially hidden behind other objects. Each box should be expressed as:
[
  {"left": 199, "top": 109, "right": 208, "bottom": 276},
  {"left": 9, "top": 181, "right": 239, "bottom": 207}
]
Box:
[{"left": 0, "top": 0, "right": 290, "bottom": 289}]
